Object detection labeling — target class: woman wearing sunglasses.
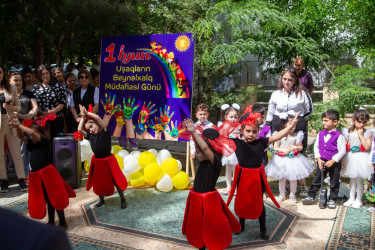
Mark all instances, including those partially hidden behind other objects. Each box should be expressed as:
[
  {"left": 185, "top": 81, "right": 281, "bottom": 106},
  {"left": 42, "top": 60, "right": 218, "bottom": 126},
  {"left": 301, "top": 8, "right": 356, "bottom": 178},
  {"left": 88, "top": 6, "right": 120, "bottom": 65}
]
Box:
[
  {"left": 69, "top": 69, "right": 99, "bottom": 131},
  {"left": 33, "top": 65, "right": 66, "bottom": 140}
]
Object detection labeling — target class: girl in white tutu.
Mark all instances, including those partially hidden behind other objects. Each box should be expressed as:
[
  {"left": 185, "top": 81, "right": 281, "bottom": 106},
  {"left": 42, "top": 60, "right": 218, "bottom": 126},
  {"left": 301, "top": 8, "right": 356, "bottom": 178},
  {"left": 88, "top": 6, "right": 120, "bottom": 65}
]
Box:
[
  {"left": 266, "top": 114, "right": 315, "bottom": 203},
  {"left": 218, "top": 104, "right": 241, "bottom": 194},
  {"left": 342, "top": 109, "right": 373, "bottom": 209}
]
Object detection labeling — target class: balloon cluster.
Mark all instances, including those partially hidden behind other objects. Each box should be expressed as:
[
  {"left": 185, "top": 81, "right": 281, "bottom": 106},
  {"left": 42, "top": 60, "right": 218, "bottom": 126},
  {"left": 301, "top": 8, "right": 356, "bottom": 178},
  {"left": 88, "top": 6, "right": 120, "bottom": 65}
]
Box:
[{"left": 79, "top": 140, "right": 190, "bottom": 192}]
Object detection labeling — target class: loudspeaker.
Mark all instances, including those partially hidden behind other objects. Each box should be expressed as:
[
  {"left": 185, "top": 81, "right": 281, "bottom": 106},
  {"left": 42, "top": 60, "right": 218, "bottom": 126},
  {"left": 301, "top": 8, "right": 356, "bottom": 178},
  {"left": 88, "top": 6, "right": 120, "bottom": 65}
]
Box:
[{"left": 53, "top": 137, "right": 82, "bottom": 189}]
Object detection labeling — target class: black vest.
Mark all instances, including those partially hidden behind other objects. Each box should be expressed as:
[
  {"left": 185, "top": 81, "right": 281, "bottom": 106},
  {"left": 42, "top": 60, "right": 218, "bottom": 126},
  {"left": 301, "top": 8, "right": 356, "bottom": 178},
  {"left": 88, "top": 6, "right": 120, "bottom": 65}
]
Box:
[{"left": 73, "top": 84, "right": 95, "bottom": 114}]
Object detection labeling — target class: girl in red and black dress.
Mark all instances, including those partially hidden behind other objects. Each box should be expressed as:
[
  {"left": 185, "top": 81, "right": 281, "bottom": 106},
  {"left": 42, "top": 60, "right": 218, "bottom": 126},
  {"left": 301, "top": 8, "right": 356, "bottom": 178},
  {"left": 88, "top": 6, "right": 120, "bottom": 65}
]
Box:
[
  {"left": 10, "top": 114, "right": 76, "bottom": 228},
  {"left": 182, "top": 119, "right": 240, "bottom": 250},
  {"left": 226, "top": 107, "right": 298, "bottom": 240},
  {"left": 77, "top": 105, "right": 128, "bottom": 209}
]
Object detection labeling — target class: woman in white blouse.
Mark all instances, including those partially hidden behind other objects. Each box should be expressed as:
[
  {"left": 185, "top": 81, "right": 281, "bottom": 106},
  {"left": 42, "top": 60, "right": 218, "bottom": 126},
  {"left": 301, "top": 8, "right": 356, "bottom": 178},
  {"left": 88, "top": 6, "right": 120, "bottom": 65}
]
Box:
[
  {"left": 266, "top": 67, "right": 313, "bottom": 196},
  {"left": 266, "top": 67, "right": 313, "bottom": 143}
]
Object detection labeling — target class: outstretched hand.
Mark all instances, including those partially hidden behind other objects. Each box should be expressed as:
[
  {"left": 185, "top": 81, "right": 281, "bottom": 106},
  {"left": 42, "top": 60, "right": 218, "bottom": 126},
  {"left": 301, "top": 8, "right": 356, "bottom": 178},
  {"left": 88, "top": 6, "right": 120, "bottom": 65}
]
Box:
[
  {"left": 182, "top": 119, "right": 195, "bottom": 134},
  {"left": 289, "top": 112, "right": 300, "bottom": 129}
]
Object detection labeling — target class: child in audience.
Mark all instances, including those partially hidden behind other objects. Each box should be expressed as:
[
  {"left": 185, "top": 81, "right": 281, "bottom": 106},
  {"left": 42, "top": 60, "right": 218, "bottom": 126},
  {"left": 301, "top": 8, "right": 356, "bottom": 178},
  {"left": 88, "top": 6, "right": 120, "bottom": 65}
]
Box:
[
  {"left": 218, "top": 104, "right": 241, "bottom": 194},
  {"left": 302, "top": 110, "right": 347, "bottom": 208},
  {"left": 266, "top": 113, "right": 315, "bottom": 204},
  {"left": 190, "top": 103, "right": 216, "bottom": 160},
  {"left": 341, "top": 108, "right": 372, "bottom": 209},
  {"left": 252, "top": 105, "right": 271, "bottom": 165}
]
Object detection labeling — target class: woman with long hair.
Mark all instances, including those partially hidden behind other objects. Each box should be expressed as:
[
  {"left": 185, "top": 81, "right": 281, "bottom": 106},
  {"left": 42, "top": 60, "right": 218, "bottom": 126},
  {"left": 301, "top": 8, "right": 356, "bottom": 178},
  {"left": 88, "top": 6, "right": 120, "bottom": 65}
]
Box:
[
  {"left": 0, "top": 67, "right": 27, "bottom": 192},
  {"left": 9, "top": 71, "right": 38, "bottom": 178},
  {"left": 33, "top": 64, "right": 66, "bottom": 140}
]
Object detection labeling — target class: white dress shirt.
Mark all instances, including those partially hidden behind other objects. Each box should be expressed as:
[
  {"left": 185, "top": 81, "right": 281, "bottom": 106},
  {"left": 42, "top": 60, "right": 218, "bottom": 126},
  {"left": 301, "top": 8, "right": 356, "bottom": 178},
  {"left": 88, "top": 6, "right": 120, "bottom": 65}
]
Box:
[
  {"left": 314, "top": 130, "right": 346, "bottom": 163},
  {"left": 266, "top": 89, "right": 313, "bottom": 122}
]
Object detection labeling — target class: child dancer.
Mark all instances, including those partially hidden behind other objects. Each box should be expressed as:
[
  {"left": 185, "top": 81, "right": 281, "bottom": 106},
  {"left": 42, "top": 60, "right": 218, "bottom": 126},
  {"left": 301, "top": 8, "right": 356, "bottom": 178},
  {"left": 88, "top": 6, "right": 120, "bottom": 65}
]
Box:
[
  {"left": 266, "top": 114, "right": 315, "bottom": 203},
  {"left": 302, "top": 110, "right": 346, "bottom": 209},
  {"left": 182, "top": 119, "right": 240, "bottom": 250},
  {"left": 218, "top": 104, "right": 241, "bottom": 194},
  {"left": 78, "top": 105, "right": 128, "bottom": 208},
  {"left": 226, "top": 107, "right": 299, "bottom": 240},
  {"left": 10, "top": 114, "right": 76, "bottom": 228},
  {"left": 342, "top": 108, "right": 372, "bottom": 209},
  {"left": 190, "top": 103, "right": 216, "bottom": 161},
  {"left": 252, "top": 105, "right": 271, "bottom": 165}
]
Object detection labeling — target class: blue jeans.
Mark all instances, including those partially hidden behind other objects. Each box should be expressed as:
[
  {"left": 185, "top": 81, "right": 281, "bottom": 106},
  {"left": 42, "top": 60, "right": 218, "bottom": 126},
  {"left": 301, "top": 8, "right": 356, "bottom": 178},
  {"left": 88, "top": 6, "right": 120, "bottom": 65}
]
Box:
[{"left": 20, "top": 141, "right": 30, "bottom": 177}]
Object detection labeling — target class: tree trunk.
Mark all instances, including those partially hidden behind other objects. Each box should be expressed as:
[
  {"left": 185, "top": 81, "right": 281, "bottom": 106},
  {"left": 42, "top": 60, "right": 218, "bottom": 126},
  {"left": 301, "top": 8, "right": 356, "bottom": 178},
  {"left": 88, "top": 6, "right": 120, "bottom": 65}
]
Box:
[{"left": 34, "top": 0, "right": 45, "bottom": 67}]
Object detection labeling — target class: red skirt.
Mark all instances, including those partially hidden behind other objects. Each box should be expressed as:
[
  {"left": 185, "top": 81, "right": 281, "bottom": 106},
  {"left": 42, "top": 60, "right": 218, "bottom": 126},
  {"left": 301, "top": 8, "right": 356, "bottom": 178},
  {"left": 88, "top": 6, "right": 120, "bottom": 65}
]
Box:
[
  {"left": 86, "top": 154, "right": 128, "bottom": 196},
  {"left": 227, "top": 164, "right": 279, "bottom": 219},
  {"left": 182, "top": 190, "right": 240, "bottom": 250},
  {"left": 28, "top": 165, "right": 76, "bottom": 219}
]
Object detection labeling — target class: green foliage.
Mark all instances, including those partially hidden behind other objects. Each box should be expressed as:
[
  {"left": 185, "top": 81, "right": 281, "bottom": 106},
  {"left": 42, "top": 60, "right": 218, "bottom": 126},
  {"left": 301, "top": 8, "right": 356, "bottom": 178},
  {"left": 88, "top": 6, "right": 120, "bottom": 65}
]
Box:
[
  {"left": 193, "top": 0, "right": 333, "bottom": 76},
  {"left": 307, "top": 55, "right": 375, "bottom": 132}
]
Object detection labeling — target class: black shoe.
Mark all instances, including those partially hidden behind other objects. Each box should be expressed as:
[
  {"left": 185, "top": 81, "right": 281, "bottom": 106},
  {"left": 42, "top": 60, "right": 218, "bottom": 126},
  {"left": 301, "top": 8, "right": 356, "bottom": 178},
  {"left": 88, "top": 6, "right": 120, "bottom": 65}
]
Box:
[
  {"left": 121, "top": 198, "right": 127, "bottom": 209},
  {"left": 233, "top": 218, "right": 245, "bottom": 235},
  {"left": 59, "top": 223, "right": 68, "bottom": 229},
  {"left": 260, "top": 232, "right": 269, "bottom": 240},
  {"left": 1, "top": 179, "right": 9, "bottom": 193},
  {"left": 94, "top": 201, "right": 104, "bottom": 208},
  {"left": 19, "top": 179, "right": 28, "bottom": 192}
]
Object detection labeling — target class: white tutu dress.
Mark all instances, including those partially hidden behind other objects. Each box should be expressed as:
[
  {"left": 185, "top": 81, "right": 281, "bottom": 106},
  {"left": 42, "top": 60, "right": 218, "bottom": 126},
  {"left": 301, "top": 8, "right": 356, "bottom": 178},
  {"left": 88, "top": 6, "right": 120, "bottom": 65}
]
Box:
[
  {"left": 266, "top": 131, "right": 315, "bottom": 181},
  {"left": 221, "top": 130, "right": 240, "bottom": 166},
  {"left": 342, "top": 128, "right": 373, "bottom": 179}
]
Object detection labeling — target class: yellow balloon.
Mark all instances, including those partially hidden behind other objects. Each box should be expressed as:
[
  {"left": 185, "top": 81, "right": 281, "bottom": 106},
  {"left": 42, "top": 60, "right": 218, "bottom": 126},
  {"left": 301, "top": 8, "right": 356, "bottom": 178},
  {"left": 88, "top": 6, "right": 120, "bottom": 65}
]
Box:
[
  {"left": 112, "top": 145, "right": 123, "bottom": 155},
  {"left": 144, "top": 163, "right": 163, "bottom": 185},
  {"left": 161, "top": 158, "right": 179, "bottom": 176},
  {"left": 130, "top": 171, "right": 145, "bottom": 187},
  {"left": 138, "top": 151, "right": 157, "bottom": 168},
  {"left": 172, "top": 171, "right": 190, "bottom": 189},
  {"left": 115, "top": 154, "right": 124, "bottom": 170},
  {"left": 84, "top": 160, "right": 90, "bottom": 173}
]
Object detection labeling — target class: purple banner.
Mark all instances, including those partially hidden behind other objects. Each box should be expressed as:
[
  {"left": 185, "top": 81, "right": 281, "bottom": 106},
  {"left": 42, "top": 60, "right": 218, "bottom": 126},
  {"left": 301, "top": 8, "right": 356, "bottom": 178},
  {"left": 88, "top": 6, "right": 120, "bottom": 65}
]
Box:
[{"left": 99, "top": 33, "right": 194, "bottom": 141}]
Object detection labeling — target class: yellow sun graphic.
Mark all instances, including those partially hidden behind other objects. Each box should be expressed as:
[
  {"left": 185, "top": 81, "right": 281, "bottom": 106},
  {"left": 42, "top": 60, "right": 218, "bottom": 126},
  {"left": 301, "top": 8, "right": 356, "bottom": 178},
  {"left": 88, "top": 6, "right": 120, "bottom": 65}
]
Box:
[{"left": 175, "top": 35, "right": 191, "bottom": 52}]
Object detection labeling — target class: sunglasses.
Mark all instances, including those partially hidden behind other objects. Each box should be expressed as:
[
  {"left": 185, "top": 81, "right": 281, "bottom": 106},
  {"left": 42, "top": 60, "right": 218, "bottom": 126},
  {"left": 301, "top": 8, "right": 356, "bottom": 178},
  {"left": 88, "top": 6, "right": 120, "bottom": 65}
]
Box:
[
  {"left": 79, "top": 75, "right": 89, "bottom": 79},
  {"left": 284, "top": 66, "right": 296, "bottom": 72}
]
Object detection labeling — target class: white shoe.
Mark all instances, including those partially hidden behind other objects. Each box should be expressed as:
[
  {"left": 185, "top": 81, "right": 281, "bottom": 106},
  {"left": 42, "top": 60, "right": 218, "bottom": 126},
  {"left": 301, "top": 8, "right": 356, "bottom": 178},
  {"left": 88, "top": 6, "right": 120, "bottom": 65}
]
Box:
[
  {"left": 289, "top": 195, "right": 297, "bottom": 204},
  {"left": 367, "top": 207, "right": 375, "bottom": 213},
  {"left": 343, "top": 199, "right": 355, "bottom": 207},
  {"left": 351, "top": 200, "right": 362, "bottom": 209},
  {"left": 276, "top": 195, "right": 285, "bottom": 202}
]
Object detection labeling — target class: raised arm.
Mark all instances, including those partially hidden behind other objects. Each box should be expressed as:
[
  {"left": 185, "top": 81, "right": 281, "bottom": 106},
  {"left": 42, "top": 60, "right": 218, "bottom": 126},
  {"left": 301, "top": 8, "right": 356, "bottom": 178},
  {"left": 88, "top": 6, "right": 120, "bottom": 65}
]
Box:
[
  {"left": 183, "top": 119, "right": 214, "bottom": 163},
  {"left": 268, "top": 114, "right": 299, "bottom": 145},
  {"left": 8, "top": 117, "right": 40, "bottom": 143}
]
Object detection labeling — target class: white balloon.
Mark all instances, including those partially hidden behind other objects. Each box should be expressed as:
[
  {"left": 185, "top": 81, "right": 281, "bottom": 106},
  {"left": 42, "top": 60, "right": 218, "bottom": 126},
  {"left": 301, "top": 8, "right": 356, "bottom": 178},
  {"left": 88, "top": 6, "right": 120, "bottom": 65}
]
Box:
[
  {"left": 158, "top": 149, "right": 172, "bottom": 163},
  {"left": 130, "top": 150, "right": 141, "bottom": 159},
  {"left": 79, "top": 139, "right": 93, "bottom": 154},
  {"left": 123, "top": 171, "right": 131, "bottom": 182},
  {"left": 148, "top": 149, "right": 158, "bottom": 157},
  {"left": 176, "top": 159, "right": 182, "bottom": 172},
  {"left": 81, "top": 151, "right": 89, "bottom": 162},
  {"left": 117, "top": 150, "right": 129, "bottom": 159},
  {"left": 86, "top": 153, "right": 93, "bottom": 165},
  {"left": 123, "top": 155, "right": 141, "bottom": 174},
  {"left": 156, "top": 174, "right": 173, "bottom": 192}
]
